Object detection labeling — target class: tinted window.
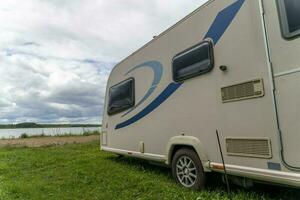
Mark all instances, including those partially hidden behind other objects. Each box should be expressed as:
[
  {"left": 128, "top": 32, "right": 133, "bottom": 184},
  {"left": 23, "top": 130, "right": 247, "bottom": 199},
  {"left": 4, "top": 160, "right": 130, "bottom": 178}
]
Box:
[
  {"left": 278, "top": 0, "right": 300, "bottom": 38},
  {"left": 172, "top": 41, "right": 214, "bottom": 82},
  {"left": 108, "top": 79, "right": 135, "bottom": 115}
]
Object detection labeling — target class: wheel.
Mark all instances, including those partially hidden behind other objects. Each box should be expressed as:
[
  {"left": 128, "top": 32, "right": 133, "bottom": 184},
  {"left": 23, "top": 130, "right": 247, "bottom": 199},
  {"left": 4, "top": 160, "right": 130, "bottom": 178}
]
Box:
[{"left": 172, "top": 148, "right": 205, "bottom": 190}]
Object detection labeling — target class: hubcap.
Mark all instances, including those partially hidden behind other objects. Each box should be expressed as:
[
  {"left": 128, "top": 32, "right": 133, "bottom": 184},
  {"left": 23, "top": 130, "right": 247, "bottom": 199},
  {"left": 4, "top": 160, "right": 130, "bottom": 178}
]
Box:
[{"left": 176, "top": 156, "right": 197, "bottom": 187}]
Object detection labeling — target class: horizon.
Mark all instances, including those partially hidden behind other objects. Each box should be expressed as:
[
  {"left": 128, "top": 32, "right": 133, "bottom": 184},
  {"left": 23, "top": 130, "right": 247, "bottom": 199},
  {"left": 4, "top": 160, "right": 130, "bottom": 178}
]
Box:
[{"left": 0, "top": 122, "right": 101, "bottom": 125}]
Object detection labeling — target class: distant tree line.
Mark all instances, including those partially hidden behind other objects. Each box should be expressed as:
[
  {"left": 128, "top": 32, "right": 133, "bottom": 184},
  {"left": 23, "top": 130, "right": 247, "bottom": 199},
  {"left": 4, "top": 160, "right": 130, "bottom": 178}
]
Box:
[{"left": 0, "top": 122, "right": 102, "bottom": 129}]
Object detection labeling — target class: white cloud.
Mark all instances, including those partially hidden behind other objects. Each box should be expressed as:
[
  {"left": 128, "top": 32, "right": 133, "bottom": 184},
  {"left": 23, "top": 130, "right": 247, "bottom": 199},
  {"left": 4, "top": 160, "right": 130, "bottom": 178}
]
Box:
[{"left": 0, "top": 0, "right": 207, "bottom": 124}]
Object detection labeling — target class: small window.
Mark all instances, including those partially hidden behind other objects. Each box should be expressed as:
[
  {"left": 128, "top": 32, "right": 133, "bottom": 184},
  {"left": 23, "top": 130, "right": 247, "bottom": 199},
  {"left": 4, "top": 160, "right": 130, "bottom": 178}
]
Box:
[
  {"left": 108, "top": 78, "right": 135, "bottom": 115},
  {"left": 277, "top": 0, "right": 300, "bottom": 39},
  {"left": 172, "top": 41, "right": 214, "bottom": 82}
]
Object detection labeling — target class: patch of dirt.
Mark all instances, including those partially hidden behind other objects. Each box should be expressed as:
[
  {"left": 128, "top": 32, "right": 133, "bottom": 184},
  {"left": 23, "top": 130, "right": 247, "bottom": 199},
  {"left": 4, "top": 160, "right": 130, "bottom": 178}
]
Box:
[{"left": 0, "top": 135, "right": 99, "bottom": 147}]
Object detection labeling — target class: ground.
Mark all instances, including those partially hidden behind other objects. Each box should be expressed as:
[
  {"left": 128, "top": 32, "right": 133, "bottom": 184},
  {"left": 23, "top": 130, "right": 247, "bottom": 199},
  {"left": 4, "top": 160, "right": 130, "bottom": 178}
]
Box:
[
  {"left": 0, "top": 137, "right": 299, "bottom": 200},
  {"left": 0, "top": 135, "right": 99, "bottom": 147}
]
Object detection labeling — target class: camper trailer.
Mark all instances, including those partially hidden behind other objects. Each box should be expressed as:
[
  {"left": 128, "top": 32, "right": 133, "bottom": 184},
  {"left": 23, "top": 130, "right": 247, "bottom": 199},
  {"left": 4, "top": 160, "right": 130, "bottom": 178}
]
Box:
[{"left": 101, "top": 0, "right": 300, "bottom": 189}]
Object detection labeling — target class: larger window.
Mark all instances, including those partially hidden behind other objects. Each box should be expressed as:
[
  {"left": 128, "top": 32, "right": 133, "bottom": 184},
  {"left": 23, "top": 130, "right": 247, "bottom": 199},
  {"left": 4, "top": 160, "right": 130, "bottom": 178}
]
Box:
[
  {"left": 108, "top": 78, "right": 135, "bottom": 115},
  {"left": 172, "top": 41, "right": 214, "bottom": 82},
  {"left": 277, "top": 0, "right": 300, "bottom": 39}
]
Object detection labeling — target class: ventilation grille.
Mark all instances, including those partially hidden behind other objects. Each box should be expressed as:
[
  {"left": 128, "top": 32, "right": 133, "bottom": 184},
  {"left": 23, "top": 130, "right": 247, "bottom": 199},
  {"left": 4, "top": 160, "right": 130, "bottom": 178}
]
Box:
[
  {"left": 221, "top": 79, "right": 264, "bottom": 103},
  {"left": 226, "top": 138, "right": 272, "bottom": 158}
]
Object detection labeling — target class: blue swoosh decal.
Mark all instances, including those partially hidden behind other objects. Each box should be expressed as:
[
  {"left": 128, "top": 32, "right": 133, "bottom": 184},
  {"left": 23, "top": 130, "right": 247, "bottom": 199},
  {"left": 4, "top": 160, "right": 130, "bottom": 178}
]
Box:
[
  {"left": 204, "top": 0, "right": 245, "bottom": 44},
  {"left": 116, "top": 82, "right": 182, "bottom": 129},
  {"left": 122, "top": 61, "right": 163, "bottom": 117},
  {"left": 115, "top": 0, "right": 245, "bottom": 129}
]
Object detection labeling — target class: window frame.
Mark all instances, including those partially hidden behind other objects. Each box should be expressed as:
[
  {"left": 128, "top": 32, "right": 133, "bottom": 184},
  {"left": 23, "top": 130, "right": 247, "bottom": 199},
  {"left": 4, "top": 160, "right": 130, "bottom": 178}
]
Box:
[
  {"left": 172, "top": 40, "right": 214, "bottom": 83},
  {"left": 107, "top": 78, "right": 135, "bottom": 116},
  {"left": 277, "top": 0, "right": 300, "bottom": 39}
]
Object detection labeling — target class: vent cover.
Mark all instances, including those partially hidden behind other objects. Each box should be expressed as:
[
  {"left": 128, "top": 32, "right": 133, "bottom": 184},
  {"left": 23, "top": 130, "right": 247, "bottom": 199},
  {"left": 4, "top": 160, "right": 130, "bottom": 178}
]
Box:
[
  {"left": 221, "top": 79, "right": 264, "bottom": 103},
  {"left": 226, "top": 138, "right": 272, "bottom": 158}
]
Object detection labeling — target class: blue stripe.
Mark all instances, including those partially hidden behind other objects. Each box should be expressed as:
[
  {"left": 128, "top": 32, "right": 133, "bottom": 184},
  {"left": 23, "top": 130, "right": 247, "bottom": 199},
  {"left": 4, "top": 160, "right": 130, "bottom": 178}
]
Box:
[
  {"left": 115, "top": 82, "right": 182, "bottom": 129},
  {"left": 115, "top": 0, "right": 245, "bottom": 129},
  {"left": 204, "top": 0, "right": 245, "bottom": 44},
  {"left": 122, "top": 61, "right": 163, "bottom": 117}
]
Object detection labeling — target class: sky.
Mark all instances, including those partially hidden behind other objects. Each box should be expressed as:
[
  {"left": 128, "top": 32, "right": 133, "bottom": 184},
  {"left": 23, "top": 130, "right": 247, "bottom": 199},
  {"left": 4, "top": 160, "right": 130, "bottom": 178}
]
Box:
[{"left": 0, "top": 0, "right": 206, "bottom": 124}]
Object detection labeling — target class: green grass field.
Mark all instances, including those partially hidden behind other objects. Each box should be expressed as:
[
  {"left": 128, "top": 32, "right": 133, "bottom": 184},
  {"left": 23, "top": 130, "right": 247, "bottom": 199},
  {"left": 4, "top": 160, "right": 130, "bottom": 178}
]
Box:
[{"left": 0, "top": 141, "right": 298, "bottom": 200}]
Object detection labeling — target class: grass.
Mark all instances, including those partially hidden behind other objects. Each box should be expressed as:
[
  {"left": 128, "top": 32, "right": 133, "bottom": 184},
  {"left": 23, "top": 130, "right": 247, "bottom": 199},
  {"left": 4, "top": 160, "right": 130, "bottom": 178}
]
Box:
[{"left": 0, "top": 141, "right": 299, "bottom": 200}]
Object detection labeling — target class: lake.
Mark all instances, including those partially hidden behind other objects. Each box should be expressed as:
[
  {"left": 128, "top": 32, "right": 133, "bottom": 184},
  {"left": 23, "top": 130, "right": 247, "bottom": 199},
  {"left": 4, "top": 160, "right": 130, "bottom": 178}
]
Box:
[{"left": 0, "top": 127, "right": 101, "bottom": 139}]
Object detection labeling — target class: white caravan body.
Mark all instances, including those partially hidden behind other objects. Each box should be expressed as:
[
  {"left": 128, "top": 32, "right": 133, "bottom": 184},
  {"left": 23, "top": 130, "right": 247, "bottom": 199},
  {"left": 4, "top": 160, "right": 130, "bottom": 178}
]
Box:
[{"left": 101, "top": 0, "right": 300, "bottom": 188}]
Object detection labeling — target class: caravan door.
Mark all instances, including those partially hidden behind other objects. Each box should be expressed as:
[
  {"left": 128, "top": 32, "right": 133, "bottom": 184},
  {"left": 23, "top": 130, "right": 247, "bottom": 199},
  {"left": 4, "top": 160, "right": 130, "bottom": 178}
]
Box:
[{"left": 263, "top": 0, "right": 300, "bottom": 169}]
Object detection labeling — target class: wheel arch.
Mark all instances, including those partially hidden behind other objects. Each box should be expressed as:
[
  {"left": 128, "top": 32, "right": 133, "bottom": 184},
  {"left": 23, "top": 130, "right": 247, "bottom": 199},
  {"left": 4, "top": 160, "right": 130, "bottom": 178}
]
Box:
[{"left": 165, "top": 136, "right": 211, "bottom": 172}]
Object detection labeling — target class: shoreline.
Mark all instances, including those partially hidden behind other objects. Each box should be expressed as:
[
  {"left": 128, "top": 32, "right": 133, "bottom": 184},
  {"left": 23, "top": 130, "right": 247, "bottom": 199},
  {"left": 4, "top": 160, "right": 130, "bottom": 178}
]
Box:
[{"left": 0, "top": 130, "right": 101, "bottom": 140}]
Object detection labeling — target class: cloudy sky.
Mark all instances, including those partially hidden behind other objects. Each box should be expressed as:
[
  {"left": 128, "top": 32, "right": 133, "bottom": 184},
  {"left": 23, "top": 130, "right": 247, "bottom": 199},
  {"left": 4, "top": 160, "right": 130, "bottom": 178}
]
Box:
[{"left": 0, "top": 0, "right": 206, "bottom": 124}]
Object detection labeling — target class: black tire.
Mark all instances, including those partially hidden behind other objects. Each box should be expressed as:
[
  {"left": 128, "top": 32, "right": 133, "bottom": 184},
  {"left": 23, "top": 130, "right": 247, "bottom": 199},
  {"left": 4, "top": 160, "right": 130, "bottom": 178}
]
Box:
[{"left": 171, "top": 148, "right": 206, "bottom": 190}]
